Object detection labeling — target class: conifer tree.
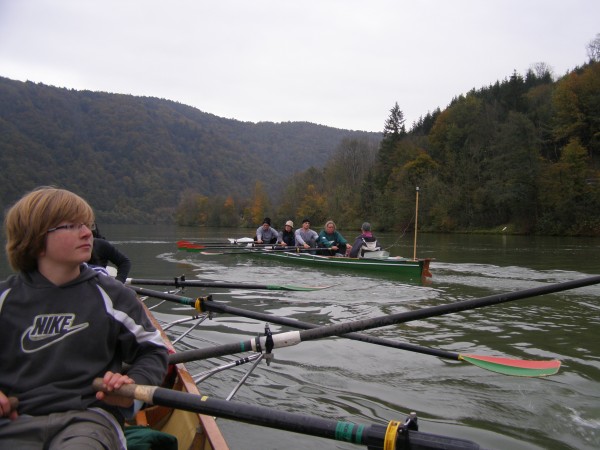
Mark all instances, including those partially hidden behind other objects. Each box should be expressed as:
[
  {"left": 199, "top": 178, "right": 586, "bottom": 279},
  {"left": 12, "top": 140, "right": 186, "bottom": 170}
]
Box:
[{"left": 375, "top": 102, "right": 407, "bottom": 188}]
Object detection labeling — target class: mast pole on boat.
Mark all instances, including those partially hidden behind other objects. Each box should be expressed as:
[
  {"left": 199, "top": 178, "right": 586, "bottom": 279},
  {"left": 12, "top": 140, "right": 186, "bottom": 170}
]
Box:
[{"left": 413, "top": 186, "right": 419, "bottom": 260}]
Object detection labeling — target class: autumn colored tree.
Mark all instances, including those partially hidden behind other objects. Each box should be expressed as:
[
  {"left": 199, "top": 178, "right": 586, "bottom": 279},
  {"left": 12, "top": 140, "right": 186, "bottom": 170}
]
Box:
[
  {"left": 276, "top": 166, "right": 325, "bottom": 225},
  {"left": 175, "top": 190, "right": 210, "bottom": 226},
  {"left": 295, "top": 184, "right": 327, "bottom": 227},
  {"left": 219, "top": 195, "right": 240, "bottom": 227},
  {"left": 552, "top": 61, "right": 600, "bottom": 164},
  {"left": 246, "top": 181, "right": 271, "bottom": 226}
]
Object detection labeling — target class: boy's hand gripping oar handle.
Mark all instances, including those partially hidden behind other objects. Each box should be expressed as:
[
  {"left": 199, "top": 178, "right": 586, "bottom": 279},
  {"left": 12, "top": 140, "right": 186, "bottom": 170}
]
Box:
[{"left": 93, "top": 378, "right": 153, "bottom": 403}]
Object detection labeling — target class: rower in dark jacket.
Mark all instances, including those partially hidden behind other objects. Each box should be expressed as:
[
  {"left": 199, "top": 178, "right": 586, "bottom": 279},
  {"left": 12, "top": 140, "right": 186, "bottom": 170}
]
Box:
[
  {"left": 279, "top": 220, "right": 296, "bottom": 247},
  {"left": 349, "top": 222, "right": 380, "bottom": 258},
  {"left": 88, "top": 224, "right": 132, "bottom": 283}
]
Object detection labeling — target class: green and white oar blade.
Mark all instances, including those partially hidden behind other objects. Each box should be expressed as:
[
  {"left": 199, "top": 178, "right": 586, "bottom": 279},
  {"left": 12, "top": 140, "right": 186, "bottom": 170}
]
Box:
[
  {"left": 268, "top": 284, "right": 334, "bottom": 291},
  {"left": 459, "top": 354, "right": 561, "bottom": 377}
]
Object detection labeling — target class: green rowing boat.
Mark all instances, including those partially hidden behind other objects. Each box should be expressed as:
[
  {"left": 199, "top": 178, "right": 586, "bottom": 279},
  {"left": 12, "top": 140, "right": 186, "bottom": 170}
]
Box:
[
  {"left": 177, "top": 240, "right": 432, "bottom": 280},
  {"left": 248, "top": 249, "right": 432, "bottom": 279}
]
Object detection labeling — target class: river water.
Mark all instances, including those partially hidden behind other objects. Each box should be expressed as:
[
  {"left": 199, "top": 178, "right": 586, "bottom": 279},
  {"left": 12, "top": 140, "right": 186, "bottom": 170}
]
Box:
[{"left": 1, "top": 226, "right": 599, "bottom": 450}]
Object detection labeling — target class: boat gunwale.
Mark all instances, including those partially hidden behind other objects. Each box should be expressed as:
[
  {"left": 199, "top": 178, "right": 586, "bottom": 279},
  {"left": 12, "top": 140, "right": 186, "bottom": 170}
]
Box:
[
  {"left": 244, "top": 249, "right": 430, "bottom": 276},
  {"left": 259, "top": 251, "right": 426, "bottom": 266}
]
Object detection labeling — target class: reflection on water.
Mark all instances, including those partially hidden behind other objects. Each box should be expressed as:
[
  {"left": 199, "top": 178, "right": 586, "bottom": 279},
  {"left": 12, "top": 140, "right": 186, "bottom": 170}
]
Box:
[{"left": 1, "top": 225, "right": 598, "bottom": 449}]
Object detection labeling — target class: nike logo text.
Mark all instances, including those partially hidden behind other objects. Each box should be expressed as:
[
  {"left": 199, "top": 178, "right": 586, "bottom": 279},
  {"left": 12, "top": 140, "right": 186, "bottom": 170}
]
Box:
[{"left": 21, "top": 314, "right": 89, "bottom": 353}]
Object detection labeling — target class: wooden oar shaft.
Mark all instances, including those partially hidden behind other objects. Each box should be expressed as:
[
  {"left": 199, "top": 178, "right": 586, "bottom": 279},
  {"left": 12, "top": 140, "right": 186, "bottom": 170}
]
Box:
[
  {"left": 92, "top": 379, "right": 481, "bottom": 449},
  {"left": 413, "top": 186, "right": 419, "bottom": 261}
]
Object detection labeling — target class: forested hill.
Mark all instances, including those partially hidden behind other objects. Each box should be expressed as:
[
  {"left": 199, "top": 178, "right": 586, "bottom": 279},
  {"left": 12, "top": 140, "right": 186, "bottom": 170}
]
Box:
[{"left": 0, "top": 76, "right": 380, "bottom": 222}]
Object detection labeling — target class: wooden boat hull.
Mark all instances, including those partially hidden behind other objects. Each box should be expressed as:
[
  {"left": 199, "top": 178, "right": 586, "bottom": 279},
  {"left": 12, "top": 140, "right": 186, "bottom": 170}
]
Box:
[
  {"left": 134, "top": 303, "right": 230, "bottom": 450},
  {"left": 246, "top": 250, "right": 432, "bottom": 279}
]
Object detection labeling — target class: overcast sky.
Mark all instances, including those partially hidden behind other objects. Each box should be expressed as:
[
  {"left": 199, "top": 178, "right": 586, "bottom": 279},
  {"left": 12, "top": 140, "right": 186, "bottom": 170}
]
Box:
[{"left": 0, "top": 1, "right": 598, "bottom": 132}]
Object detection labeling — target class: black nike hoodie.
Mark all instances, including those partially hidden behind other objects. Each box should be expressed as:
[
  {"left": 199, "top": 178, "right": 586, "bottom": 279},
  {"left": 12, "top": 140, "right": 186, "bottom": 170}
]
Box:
[{"left": 0, "top": 265, "right": 168, "bottom": 419}]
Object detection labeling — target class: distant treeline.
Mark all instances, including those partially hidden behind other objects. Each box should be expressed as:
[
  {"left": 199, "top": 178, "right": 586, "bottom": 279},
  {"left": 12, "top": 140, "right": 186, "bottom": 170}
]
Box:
[
  {"left": 1, "top": 60, "right": 599, "bottom": 236},
  {"left": 178, "top": 61, "right": 600, "bottom": 236},
  {"left": 0, "top": 76, "right": 379, "bottom": 223}
]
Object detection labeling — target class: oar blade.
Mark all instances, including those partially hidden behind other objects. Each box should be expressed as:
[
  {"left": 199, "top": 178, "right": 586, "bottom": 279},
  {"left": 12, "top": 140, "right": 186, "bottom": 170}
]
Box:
[
  {"left": 271, "top": 284, "right": 334, "bottom": 291},
  {"left": 459, "top": 354, "right": 561, "bottom": 377},
  {"left": 177, "top": 240, "right": 204, "bottom": 252},
  {"left": 228, "top": 237, "right": 254, "bottom": 244}
]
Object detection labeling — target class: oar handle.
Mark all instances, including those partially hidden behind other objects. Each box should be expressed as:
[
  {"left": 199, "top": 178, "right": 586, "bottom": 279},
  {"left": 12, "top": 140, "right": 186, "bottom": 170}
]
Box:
[{"left": 92, "top": 378, "right": 155, "bottom": 404}]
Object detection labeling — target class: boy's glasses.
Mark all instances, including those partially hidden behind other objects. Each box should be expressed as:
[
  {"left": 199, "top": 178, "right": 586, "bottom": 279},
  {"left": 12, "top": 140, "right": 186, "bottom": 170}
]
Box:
[{"left": 47, "top": 223, "right": 96, "bottom": 233}]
